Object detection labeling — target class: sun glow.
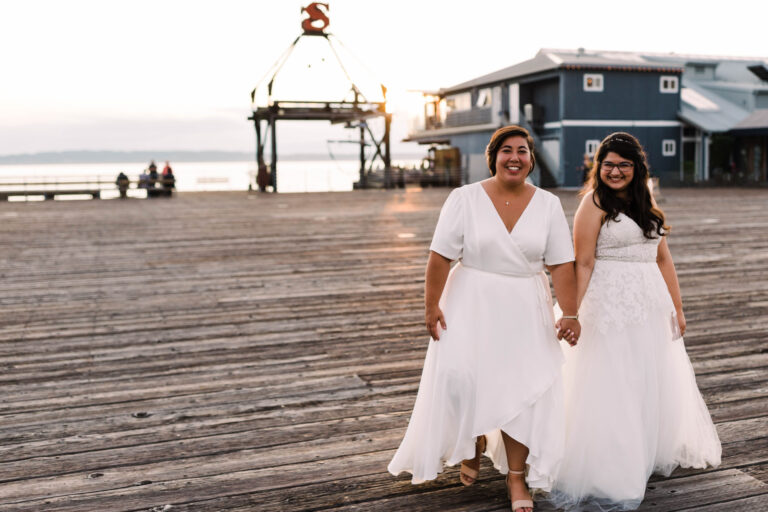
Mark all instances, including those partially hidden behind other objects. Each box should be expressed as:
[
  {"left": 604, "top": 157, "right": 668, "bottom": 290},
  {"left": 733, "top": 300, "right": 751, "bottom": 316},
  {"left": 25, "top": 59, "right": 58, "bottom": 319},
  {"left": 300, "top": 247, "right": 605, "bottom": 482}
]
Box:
[{"left": 385, "top": 88, "right": 427, "bottom": 118}]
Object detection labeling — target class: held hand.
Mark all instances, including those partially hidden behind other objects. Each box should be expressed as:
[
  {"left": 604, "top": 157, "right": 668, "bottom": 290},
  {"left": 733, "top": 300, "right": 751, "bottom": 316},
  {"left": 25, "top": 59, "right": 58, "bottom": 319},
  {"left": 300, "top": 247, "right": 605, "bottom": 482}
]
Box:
[
  {"left": 557, "top": 317, "right": 581, "bottom": 346},
  {"left": 677, "top": 309, "right": 686, "bottom": 337},
  {"left": 425, "top": 305, "right": 447, "bottom": 341}
]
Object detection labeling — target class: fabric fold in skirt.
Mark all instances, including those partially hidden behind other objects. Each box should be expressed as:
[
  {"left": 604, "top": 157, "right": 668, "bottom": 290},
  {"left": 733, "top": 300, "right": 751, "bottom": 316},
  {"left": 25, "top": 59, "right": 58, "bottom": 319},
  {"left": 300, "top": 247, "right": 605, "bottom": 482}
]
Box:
[{"left": 388, "top": 263, "right": 566, "bottom": 490}]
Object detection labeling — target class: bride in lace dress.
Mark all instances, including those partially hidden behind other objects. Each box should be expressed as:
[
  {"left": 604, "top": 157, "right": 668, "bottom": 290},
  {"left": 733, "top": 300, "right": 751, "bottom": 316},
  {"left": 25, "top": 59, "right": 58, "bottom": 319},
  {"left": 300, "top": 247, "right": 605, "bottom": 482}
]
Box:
[{"left": 548, "top": 133, "right": 721, "bottom": 511}]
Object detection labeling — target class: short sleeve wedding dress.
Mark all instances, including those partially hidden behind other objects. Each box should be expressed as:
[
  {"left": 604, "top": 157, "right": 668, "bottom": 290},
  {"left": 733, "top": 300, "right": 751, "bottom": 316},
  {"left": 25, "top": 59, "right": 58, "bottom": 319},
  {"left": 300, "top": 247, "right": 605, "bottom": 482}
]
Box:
[{"left": 388, "top": 182, "right": 574, "bottom": 492}]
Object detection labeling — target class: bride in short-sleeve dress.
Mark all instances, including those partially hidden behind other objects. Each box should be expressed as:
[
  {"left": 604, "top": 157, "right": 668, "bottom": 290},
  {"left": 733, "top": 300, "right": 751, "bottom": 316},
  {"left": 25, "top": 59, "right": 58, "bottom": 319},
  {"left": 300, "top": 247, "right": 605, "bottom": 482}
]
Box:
[{"left": 388, "top": 127, "right": 579, "bottom": 505}]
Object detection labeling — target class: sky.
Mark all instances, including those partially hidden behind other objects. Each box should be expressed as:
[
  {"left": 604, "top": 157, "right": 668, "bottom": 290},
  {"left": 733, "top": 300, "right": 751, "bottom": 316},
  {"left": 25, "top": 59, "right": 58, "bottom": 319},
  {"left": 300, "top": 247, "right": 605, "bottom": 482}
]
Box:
[{"left": 1, "top": 0, "right": 766, "bottom": 157}]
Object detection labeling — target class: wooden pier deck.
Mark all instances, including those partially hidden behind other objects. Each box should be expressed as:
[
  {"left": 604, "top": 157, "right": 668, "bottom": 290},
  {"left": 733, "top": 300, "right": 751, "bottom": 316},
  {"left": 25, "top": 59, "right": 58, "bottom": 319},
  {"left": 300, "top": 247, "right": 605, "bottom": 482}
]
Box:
[{"left": 0, "top": 188, "right": 766, "bottom": 511}]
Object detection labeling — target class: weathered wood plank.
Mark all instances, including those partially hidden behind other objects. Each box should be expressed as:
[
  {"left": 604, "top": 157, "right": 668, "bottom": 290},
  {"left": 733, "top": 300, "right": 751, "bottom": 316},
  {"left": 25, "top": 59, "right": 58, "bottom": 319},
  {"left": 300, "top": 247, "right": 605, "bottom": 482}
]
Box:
[{"left": 1, "top": 188, "right": 767, "bottom": 511}]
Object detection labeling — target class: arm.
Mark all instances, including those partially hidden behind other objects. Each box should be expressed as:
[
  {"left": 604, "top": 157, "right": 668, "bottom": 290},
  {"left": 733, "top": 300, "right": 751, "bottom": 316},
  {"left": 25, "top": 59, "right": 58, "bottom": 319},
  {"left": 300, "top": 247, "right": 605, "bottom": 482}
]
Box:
[
  {"left": 547, "top": 261, "right": 580, "bottom": 344},
  {"left": 657, "top": 236, "right": 686, "bottom": 335},
  {"left": 573, "top": 192, "right": 604, "bottom": 308},
  {"left": 425, "top": 251, "right": 452, "bottom": 340}
]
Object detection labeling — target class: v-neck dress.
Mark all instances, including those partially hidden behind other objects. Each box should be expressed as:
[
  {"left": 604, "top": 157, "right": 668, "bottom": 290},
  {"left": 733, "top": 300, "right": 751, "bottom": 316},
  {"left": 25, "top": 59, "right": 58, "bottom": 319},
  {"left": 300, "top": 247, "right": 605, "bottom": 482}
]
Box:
[{"left": 388, "top": 182, "right": 575, "bottom": 491}]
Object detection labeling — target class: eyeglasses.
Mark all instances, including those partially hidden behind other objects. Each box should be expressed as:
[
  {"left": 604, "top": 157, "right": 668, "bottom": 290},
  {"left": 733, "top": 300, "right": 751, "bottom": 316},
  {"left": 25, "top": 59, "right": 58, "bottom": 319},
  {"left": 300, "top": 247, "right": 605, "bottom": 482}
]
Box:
[{"left": 601, "top": 161, "right": 634, "bottom": 172}]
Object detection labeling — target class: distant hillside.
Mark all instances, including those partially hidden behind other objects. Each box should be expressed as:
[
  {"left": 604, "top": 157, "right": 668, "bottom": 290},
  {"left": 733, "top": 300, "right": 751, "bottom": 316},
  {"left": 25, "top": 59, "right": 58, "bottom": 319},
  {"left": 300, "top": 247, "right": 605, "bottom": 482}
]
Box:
[
  {"left": 0, "top": 150, "right": 425, "bottom": 165},
  {"left": 0, "top": 150, "right": 253, "bottom": 165}
]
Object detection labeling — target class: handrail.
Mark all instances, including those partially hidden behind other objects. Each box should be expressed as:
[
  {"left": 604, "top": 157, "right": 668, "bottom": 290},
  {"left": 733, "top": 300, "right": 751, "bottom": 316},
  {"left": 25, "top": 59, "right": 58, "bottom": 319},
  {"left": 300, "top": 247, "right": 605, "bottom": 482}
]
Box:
[
  {"left": 515, "top": 113, "right": 559, "bottom": 188},
  {"left": 0, "top": 177, "right": 176, "bottom": 188}
]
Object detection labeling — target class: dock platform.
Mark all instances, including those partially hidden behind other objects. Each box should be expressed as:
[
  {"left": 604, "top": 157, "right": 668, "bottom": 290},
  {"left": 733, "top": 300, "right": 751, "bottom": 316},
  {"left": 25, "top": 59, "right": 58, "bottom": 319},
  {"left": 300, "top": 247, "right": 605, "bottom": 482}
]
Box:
[{"left": 0, "top": 188, "right": 766, "bottom": 511}]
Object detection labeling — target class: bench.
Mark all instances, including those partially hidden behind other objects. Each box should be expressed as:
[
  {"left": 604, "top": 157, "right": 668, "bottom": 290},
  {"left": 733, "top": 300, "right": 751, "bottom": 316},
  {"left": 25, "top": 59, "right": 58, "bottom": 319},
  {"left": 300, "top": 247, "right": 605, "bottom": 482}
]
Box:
[
  {"left": 0, "top": 186, "right": 102, "bottom": 201},
  {"left": 145, "top": 187, "right": 174, "bottom": 198}
]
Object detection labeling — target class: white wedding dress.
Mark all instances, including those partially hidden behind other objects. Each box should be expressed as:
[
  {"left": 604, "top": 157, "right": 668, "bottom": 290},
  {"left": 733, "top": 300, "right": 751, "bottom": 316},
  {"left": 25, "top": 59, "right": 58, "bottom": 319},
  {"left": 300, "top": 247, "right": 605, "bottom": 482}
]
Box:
[
  {"left": 548, "top": 213, "right": 722, "bottom": 511},
  {"left": 388, "top": 182, "right": 575, "bottom": 491}
]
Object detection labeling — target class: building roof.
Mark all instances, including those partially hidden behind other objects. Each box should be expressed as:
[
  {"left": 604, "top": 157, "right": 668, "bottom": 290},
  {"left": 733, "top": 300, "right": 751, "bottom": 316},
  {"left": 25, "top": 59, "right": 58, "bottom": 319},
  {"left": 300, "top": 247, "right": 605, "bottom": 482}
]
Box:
[
  {"left": 435, "top": 48, "right": 768, "bottom": 134},
  {"left": 679, "top": 78, "right": 750, "bottom": 132},
  {"left": 441, "top": 52, "right": 559, "bottom": 94},
  {"left": 639, "top": 51, "right": 768, "bottom": 84},
  {"left": 441, "top": 49, "right": 682, "bottom": 95},
  {"left": 731, "top": 109, "right": 768, "bottom": 134}
]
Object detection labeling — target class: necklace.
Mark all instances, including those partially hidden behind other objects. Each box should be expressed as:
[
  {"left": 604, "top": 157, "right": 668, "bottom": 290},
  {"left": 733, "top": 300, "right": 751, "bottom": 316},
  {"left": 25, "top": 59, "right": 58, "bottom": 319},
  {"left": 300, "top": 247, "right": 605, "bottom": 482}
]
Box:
[{"left": 504, "top": 200, "right": 510, "bottom": 206}]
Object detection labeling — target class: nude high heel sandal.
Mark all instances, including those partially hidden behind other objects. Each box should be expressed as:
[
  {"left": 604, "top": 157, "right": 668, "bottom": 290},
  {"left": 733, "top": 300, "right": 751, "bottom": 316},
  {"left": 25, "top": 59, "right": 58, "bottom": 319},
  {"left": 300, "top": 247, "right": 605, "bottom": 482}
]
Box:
[
  {"left": 459, "top": 435, "right": 487, "bottom": 486},
  {"left": 506, "top": 469, "right": 533, "bottom": 512}
]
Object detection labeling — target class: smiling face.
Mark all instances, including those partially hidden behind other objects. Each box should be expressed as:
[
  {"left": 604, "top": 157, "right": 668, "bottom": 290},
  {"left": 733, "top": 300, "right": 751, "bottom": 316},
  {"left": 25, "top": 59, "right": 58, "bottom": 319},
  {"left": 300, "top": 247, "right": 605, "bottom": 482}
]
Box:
[
  {"left": 599, "top": 151, "right": 635, "bottom": 194},
  {"left": 494, "top": 135, "right": 532, "bottom": 187}
]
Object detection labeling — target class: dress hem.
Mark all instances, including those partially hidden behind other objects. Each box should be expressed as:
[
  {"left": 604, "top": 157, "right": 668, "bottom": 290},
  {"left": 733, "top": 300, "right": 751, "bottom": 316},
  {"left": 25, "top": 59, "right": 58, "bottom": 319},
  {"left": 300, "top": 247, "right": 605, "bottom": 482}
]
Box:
[{"left": 389, "top": 367, "right": 563, "bottom": 489}]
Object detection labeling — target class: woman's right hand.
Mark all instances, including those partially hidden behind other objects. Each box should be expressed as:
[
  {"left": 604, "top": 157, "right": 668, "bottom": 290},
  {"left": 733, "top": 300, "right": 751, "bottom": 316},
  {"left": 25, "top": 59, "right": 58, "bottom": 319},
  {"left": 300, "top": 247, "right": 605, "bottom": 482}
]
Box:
[{"left": 426, "top": 305, "right": 447, "bottom": 340}]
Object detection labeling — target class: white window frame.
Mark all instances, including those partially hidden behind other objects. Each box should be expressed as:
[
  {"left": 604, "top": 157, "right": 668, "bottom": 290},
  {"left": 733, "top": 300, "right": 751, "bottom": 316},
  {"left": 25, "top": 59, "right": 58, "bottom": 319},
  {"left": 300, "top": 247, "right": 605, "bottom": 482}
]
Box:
[
  {"left": 660, "top": 76, "right": 679, "bottom": 94},
  {"left": 445, "top": 92, "right": 471, "bottom": 112},
  {"left": 662, "top": 139, "right": 676, "bottom": 156},
  {"left": 583, "top": 73, "right": 604, "bottom": 92},
  {"left": 585, "top": 140, "right": 600, "bottom": 157},
  {"left": 476, "top": 88, "right": 492, "bottom": 108}
]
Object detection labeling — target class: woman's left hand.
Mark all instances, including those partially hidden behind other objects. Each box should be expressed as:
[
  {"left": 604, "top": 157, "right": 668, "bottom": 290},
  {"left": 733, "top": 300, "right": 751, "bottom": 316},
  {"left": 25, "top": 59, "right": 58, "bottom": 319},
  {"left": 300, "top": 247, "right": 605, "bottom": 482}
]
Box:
[{"left": 556, "top": 317, "right": 581, "bottom": 346}]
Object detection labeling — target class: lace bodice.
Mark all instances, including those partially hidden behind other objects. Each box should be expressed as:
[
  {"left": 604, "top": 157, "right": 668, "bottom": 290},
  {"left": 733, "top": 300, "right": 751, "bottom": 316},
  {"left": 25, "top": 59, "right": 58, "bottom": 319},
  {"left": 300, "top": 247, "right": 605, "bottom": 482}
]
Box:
[
  {"left": 581, "top": 214, "right": 673, "bottom": 333},
  {"left": 595, "top": 213, "right": 659, "bottom": 262}
]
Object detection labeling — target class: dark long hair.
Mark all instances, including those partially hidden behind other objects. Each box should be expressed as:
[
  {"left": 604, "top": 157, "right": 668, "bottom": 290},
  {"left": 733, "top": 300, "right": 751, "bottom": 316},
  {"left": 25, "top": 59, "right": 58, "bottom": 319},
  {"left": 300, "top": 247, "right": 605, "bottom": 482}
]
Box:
[
  {"left": 486, "top": 125, "right": 536, "bottom": 176},
  {"left": 582, "top": 132, "right": 668, "bottom": 238}
]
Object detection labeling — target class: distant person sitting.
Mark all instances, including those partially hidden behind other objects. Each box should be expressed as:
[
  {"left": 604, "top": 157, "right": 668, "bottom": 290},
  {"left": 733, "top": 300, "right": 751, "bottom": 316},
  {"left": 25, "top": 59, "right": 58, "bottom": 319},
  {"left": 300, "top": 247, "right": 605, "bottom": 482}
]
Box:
[
  {"left": 115, "top": 172, "right": 130, "bottom": 199},
  {"left": 162, "top": 161, "right": 172, "bottom": 176},
  {"left": 138, "top": 169, "right": 150, "bottom": 189},
  {"left": 162, "top": 168, "right": 176, "bottom": 195},
  {"left": 148, "top": 160, "right": 158, "bottom": 173},
  {"left": 148, "top": 167, "right": 159, "bottom": 187},
  {"left": 147, "top": 167, "right": 160, "bottom": 197}
]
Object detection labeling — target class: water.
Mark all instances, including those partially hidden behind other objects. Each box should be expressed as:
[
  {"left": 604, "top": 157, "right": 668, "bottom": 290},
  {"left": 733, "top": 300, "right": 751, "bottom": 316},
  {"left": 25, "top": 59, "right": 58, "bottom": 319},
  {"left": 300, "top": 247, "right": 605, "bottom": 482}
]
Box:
[{"left": 0, "top": 159, "right": 417, "bottom": 200}]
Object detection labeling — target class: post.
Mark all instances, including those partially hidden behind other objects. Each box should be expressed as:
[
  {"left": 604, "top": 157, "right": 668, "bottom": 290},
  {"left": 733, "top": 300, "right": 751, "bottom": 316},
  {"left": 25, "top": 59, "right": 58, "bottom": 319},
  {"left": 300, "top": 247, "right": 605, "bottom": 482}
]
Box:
[
  {"left": 703, "top": 132, "right": 710, "bottom": 182},
  {"left": 270, "top": 115, "right": 278, "bottom": 192},
  {"left": 359, "top": 122, "right": 367, "bottom": 188},
  {"left": 384, "top": 113, "right": 392, "bottom": 188},
  {"left": 255, "top": 120, "right": 262, "bottom": 191}
]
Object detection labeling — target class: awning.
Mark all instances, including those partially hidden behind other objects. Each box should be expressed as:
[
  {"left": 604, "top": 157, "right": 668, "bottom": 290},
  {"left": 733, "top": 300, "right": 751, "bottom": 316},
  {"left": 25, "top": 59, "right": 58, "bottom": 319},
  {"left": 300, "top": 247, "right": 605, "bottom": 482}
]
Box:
[
  {"left": 678, "top": 79, "right": 749, "bottom": 133},
  {"left": 403, "top": 123, "right": 499, "bottom": 144}
]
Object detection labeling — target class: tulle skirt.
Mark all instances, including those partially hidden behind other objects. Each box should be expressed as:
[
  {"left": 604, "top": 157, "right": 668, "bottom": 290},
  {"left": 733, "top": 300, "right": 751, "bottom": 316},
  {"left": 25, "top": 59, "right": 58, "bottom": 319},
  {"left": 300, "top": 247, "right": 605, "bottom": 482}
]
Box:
[
  {"left": 547, "top": 260, "right": 722, "bottom": 511},
  {"left": 388, "top": 263, "right": 566, "bottom": 491}
]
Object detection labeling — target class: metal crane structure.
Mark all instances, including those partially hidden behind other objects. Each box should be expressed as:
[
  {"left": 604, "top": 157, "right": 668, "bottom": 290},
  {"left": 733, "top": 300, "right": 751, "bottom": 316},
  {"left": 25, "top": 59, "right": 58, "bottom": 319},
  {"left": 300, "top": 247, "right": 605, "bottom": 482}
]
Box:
[{"left": 248, "top": 3, "right": 392, "bottom": 192}]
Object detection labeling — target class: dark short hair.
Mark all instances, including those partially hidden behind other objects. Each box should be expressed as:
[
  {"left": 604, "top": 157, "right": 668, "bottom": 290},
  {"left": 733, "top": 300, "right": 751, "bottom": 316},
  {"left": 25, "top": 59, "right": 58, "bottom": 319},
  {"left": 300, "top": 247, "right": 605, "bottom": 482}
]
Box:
[{"left": 485, "top": 125, "right": 536, "bottom": 176}]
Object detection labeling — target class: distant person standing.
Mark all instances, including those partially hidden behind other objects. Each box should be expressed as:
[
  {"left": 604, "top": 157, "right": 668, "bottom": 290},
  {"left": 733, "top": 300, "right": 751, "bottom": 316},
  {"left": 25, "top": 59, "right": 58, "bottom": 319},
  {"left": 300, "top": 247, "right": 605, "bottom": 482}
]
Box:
[
  {"left": 256, "top": 157, "right": 269, "bottom": 192},
  {"left": 115, "top": 171, "right": 129, "bottom": 199},
  {"left": 162, "top": 161, "right": 173, "bottom": 190},
  {"left": 148, "top": 160, "right": 158, "bottom": 174},
  {"left": 581, "top": 153, "right": 594, "bottom": 184}
]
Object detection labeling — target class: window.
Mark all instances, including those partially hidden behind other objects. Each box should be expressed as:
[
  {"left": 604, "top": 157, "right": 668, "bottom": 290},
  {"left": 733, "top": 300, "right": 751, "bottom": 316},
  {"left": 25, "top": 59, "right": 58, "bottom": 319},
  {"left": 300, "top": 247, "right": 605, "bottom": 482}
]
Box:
[
  {"left": 585, "top": 140, "right": 600, "bottom": 157},
  {"left": 583, "top": 74, "right": 604, "bottom": 92},
  {"left": 660, "top": 76, "right": 679, "bottom": 93},
  {"left": 476, "top": 88, "right": 492, "bottom": 108},
  {"left": 662, "top": 139, "right": 676, "bottom": 156},
  {"left": 445, "top": 92, "right": 471, "bottom": 111}
]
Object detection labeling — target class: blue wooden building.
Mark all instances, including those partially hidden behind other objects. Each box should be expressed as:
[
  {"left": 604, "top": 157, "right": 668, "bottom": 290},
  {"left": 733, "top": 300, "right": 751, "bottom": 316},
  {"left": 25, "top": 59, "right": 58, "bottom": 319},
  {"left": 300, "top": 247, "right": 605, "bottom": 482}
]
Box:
[{"left": 407, "top": 49, "right": 768, "bottom": 187}]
